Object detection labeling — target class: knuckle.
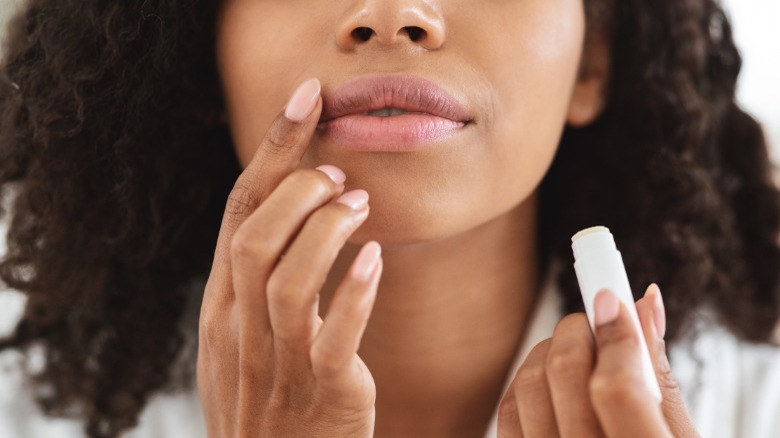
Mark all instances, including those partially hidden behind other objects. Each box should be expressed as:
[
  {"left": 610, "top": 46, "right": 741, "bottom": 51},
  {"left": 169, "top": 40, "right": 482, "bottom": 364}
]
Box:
[
  {"left": 548, "top": 327, "right": 596, "bottom": 382},
  {"left": 497, "top": 395, "right": 519, "bottom": 424},
  {"left": 230, "top": 232, "right": 270, "bottom": 265},
  {"left": 555, "top": 313, "right": 590, "bottom": 336},
  {"left": 285, "top": 168, "right": 334, "bottom": 199},
  {"left": 310, "top": 342, "right": 343, "bottom": 378},
  {"left": 225, "top": 183, "right": 259, "bottom": 217},
  {"left": 652, "top": 340, "right": 679, "bottom": 391},
  {"left": 341, "top": 293, "right": 371, "bottom": 319},
  {"left": 261, "top": 120, "right": 305, "bottom": 164},
  {"left": 266, "top": 269, "right": 315, "bottom": 316},
  {"left": 199, "top": 309, "right": 225, "bottom": 344},
  {"left": 546, "top": 346, "right": 592, "bottom": 380},
  {"left": 590, "top": 371, "right": 644, "bottom": 407},
  {"left": 266, "top": 271, "right": 297, "bottom": 309},
  {"left": 307, "top": 206, "right": 356, "bottom": 239},
  {"left": 658, "top": 371, "right": 681, "bottom": 393},
  {"left": 264, "top": 129, "right": 293, "bottom": 155},
  {"left": 516, "top": 362, "right": 547, "bottom": 391}
]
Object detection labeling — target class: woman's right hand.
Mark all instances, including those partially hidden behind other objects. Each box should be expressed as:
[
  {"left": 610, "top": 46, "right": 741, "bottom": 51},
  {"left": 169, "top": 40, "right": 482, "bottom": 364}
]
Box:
[{"left": 197, "top": 78, "right": 382, "bottom": 437}]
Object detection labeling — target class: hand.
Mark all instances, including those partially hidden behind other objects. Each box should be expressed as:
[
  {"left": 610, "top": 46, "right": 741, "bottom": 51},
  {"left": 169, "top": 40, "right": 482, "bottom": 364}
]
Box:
[
  {"left": 197, "top": 78, "right": 382, "bottom": 437},
  {"left": 498, "top": 284, "right": 701, "bottom": 437}
]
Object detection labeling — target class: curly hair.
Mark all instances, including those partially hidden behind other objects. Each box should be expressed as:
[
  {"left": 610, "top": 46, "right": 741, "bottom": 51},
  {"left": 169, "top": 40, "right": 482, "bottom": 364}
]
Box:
[{"left": 0, "top": 0, "right": 778, "bottom": 436}]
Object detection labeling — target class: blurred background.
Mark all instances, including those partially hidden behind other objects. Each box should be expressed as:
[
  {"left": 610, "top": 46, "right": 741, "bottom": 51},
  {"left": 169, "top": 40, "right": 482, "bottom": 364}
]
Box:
[{"left": 721, "top": 0, "right": 780, "bottom": 164}]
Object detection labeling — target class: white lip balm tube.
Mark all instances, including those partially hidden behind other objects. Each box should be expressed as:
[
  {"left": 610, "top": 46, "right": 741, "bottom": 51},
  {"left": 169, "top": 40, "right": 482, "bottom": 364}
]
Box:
[{"left": 571, "top": 226, "right": 662, "bottom": 403}]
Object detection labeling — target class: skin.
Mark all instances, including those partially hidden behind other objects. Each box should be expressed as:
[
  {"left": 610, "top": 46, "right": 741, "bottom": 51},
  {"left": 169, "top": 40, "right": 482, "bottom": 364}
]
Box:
[
  {"left": 198, "top": 0, "right": 700, "bottom": 436},
  {"left": 216, "top": 0, "right": 591, "bottom": 246}
]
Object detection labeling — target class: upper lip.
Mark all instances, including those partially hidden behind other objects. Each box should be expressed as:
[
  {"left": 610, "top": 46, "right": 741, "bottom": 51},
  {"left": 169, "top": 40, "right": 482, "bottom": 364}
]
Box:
[{"left": 319, "top": 75, "right": 472, "bottom": 124}]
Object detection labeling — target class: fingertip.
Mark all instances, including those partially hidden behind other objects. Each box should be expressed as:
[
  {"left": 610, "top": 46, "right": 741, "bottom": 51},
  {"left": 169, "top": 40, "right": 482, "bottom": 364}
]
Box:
[
  {"left": 643, "top": 283, "right": 660, "bottom": 299},
  {"left": 639, "top": 283, "right": 666, "bottom": 339},
  {"left": 350, "top": 241, "right": 382, "bottom": 282},
  {"left": 649, "top": 285, "right": 666, "bottom": 339},
  {"left": 336, "top": 189, "right": 370, "bottom": 210},
  {"left": 284, "top": 78, "right": 322, "bottom": 122},
  {"left": 315, "top": 164, "right": 346, "bottom": 185}
]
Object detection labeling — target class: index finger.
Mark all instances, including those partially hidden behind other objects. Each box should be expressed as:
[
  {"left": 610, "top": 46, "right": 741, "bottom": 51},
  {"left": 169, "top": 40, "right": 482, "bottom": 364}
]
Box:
[{"left": 213, "top": 78, "right": 322, "bottom": 269}]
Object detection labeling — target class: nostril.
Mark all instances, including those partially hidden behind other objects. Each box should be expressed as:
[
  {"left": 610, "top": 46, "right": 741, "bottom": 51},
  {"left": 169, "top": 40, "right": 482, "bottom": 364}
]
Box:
[
  {"left": 352, "top": 27, "right": 374, "bottom": 42},
  {"left": 403, "top": 26, "right": 425, "bottom": 42}
]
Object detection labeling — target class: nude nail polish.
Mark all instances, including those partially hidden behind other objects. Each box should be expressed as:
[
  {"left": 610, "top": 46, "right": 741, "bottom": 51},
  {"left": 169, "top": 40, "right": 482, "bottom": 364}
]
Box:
[
  {"left": 594, "top": 289, "right": 620, "bottom": 326},
  {"left": 351, "top": 241, "right": 381, "bottom": 281},
  {"left": 316, "top": 165, "right": 346, "bottom": 185},
  {"left": 284, "top": 78, "right": 321, "bottom": 122},
  {"left": 650, "top": 284, "right": 667, "bottom": 339},
  {"left": 337, "top": 190, "right": 369, "bottom": 210}
]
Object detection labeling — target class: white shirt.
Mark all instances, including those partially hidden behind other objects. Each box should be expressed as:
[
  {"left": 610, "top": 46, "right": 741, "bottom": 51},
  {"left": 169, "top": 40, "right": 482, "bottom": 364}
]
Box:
[{"left": 1, "top": 277, "right": 780, "bottom": 437}]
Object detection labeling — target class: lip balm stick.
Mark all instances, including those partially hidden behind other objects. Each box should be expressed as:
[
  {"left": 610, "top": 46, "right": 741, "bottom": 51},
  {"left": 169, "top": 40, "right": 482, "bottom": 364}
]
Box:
[{"left": 571, "top": 226, "right": 662, "bottom": 403}]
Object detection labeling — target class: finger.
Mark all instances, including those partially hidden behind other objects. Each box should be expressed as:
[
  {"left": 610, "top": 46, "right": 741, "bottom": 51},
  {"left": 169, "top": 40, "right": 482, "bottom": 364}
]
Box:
[
  {"left": 497, "top": 386, "right": 524, "bottom": 438},
  {"left": 231, "top": 166, "right": 345, "bottom": 328},
  {"left": 637, "top": 285, "right": 700, "bottom": 438},
  {"left": 311, "top": 242, "right": 382, "bottom": 391},
  {"left": 267, "top": 190, "right": 370, "bottom": 344},
  {"left": 546, "top": 313, "right": 603, "bottom": 438},
  {"left": 514, "top": 339, "right": 559, "bottom": 437},
  {"left": 590, "top": 290, "right": 672, "bottom": 437},
  {"left": 207, "top": 78, "right": 323, "bottom": 291}
]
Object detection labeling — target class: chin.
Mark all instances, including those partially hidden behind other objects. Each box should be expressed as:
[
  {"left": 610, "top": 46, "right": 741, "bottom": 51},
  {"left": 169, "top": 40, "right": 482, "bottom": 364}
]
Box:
[
  {"left": 347, "top": 212, "right": 449, "bottom": 248},
  {"left": 345, "top": 196, "right": 494, "bottom": 249}
]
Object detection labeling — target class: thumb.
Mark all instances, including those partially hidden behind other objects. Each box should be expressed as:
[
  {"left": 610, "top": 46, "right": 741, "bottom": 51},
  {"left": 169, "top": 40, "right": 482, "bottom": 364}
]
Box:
[{"left": 636, "top": 284, "right": 701, "bottom": 438}]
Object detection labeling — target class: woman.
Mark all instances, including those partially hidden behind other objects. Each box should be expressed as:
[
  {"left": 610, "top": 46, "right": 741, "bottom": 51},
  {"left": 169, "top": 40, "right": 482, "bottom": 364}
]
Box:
[{"left": 0, "top": 0, "right": 778, "bottom": 436}]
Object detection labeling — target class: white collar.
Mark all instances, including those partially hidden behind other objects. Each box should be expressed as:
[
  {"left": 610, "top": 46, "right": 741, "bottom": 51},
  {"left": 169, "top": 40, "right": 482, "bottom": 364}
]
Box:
[{"left": 483, "top": 266, "right": 564, "bottom": 437}]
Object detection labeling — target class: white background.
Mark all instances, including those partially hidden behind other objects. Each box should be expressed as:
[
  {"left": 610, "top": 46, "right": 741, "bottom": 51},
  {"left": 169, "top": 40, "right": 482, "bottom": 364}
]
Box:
[{"left": 720, "top": 0, "right": 780, "bottom": 163}]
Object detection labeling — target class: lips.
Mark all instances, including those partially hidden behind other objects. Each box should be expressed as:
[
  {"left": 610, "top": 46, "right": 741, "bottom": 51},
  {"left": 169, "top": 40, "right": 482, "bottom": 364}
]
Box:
[{"left": 317, "top": 75, "right": 472, "bottom": 152}]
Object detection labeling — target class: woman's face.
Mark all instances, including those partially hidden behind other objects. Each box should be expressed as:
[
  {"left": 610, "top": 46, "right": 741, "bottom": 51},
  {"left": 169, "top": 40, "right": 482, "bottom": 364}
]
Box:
[{"left": 216, "top": 0, "right": 604, "bottom": 246}]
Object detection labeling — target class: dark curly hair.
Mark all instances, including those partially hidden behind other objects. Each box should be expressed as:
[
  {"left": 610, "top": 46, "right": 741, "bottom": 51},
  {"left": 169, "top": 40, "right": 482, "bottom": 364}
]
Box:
[{"left": 0, "top": 0, "right": 778, "bottom": 436}]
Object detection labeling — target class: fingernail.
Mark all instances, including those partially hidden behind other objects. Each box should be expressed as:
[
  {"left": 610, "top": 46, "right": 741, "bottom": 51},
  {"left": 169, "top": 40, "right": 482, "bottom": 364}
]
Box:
[
  {"left": 337, "top": 189, "right": 369, "bottom": 210},
  {"left": 646, "top": 283, "right": 667, "bottom": 338},
  {"left": 316, "top": 165, "right": 346, "bottom": 185},
  {"left": 594, "top": 289, "right": 620, "bottom": 327},
  {"left": 285, "top": 78, "right": 321, "bottom": 122},
  {"left": 351, "top": 241, "right": 382, "bottom": 281}
]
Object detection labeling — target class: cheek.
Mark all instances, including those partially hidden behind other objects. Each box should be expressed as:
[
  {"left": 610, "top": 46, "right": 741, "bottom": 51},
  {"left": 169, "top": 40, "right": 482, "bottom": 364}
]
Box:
[
  {"left": 216, "top": 1, "right": 332, "bottom": 165},
  {"left": 445, "top": 0, "right": 586, "bottom": 221}
]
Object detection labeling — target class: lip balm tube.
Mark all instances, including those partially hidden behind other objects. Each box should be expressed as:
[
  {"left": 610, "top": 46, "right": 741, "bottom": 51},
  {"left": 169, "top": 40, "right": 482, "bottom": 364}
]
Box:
[{"left": 571, "top": 226, "right": 662, "bottom": 403}]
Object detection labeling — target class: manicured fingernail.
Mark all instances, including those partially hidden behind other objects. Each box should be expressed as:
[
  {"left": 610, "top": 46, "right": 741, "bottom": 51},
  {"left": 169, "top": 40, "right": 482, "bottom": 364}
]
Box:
[
  {"left": 594, "top": 289, "right": 620, "bottom": 327},
  {"left": 645, "top": 283, "right": 666, "bottom": 338},
  {"left": 351, "top": 241, "right": 382, "bottom": 281},
  {"left": 285, "top": 78, "right": 321, "bottom": 122},
  {"left": 316, "top": 165, "right": 346, "bottom": 185},
  {"left": 337, "top": 189, "right": 369, "bottom": 210}
]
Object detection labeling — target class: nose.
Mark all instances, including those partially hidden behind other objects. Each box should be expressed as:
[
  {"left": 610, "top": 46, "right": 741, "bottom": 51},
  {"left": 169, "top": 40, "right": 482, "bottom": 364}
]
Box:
[{"left": 336, "top": 0, "right": 446, "bottom": 51}]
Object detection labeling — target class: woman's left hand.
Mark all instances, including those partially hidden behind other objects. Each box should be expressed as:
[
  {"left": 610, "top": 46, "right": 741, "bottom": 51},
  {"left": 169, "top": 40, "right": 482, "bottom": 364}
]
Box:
[{"left": 497, "top": 284, "right": 701, "bottom": 437}]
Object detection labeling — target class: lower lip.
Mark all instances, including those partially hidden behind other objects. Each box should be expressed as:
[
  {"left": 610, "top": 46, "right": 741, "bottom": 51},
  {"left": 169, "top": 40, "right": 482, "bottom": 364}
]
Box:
[{"left": 317, "top": 114, "right": 466, "bottom": 152}]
